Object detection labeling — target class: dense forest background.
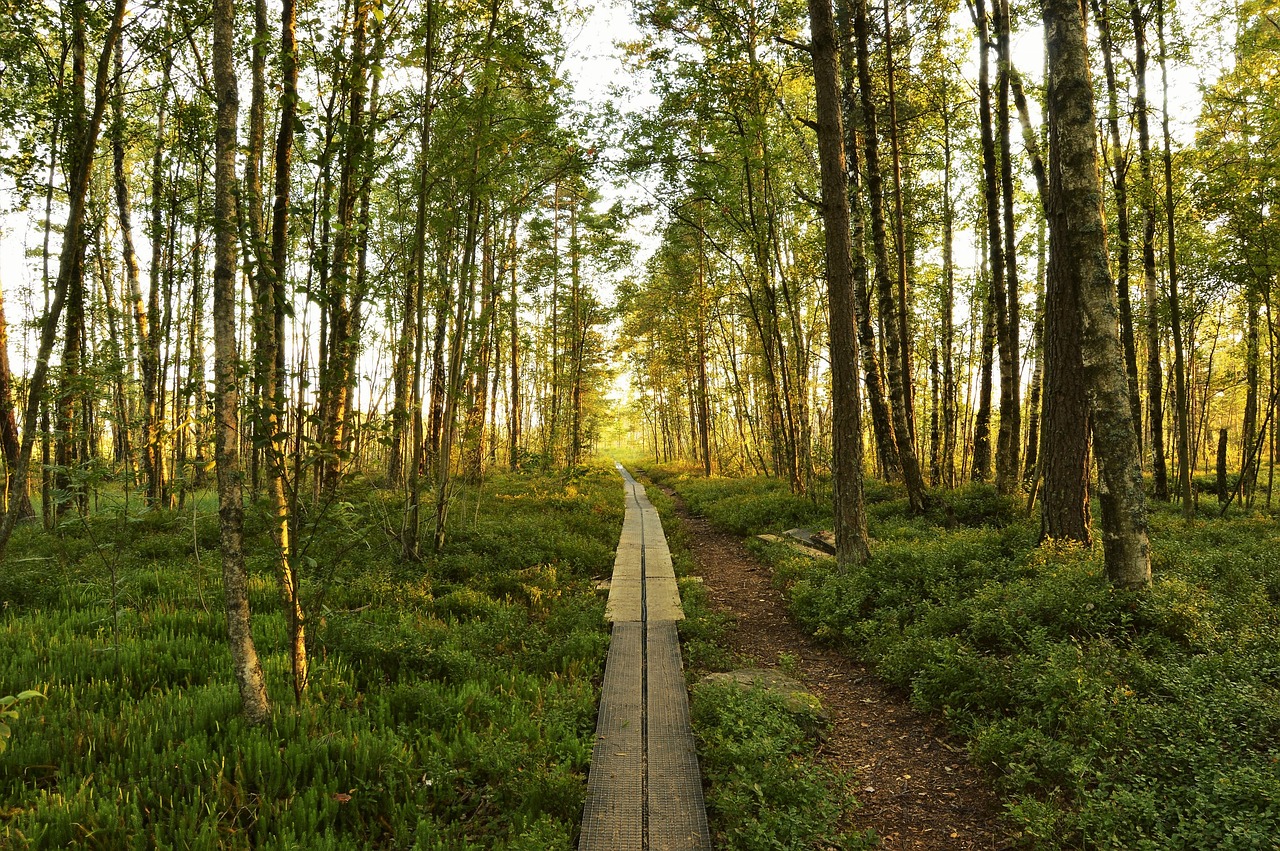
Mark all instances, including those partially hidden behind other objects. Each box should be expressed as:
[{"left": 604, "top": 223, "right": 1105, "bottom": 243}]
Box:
[{"left": 3, "top": 0, "right": 1275, "bottom": 532}]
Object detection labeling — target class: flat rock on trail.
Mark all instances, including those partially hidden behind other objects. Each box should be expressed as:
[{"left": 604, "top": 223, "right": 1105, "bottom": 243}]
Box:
[{"left": 664, "top": 489, "right": 1012, "bottom": 850}]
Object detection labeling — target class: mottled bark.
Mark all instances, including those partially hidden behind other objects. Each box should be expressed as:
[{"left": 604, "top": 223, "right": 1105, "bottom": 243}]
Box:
[
  {"left": 213, "top": 0, "right": 272, "bottom": 723},
  {"left": 810, "top": 0, "right": 871, "bottom": 566},
  {"left": 1044, "top": 0, "right": 1151, "bottom": 587}
]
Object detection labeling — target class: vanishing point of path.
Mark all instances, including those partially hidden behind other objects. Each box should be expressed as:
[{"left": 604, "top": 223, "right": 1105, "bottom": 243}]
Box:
[
  {"left": 578, "top": 465, "right": 712, "bottom": 851},
  {"left": 662, "top": 486, "right": 1013, "bottom": 851}
]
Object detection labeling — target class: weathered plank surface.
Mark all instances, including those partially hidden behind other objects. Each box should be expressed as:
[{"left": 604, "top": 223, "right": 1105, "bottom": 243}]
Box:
[{"left": 579, "top": 465, "right": 710, "bottom": 851}]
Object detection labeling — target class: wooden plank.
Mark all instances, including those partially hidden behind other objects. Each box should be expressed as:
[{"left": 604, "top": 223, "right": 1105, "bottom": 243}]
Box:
[{"left": 580, "top": 466, "right": 709, "bottom": 851}]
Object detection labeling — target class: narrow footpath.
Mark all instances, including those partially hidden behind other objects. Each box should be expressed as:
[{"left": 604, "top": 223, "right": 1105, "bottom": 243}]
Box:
[
  {"left": 662, "top": 486, "right": 1013, "bottom": 851},
  {"left": 578, "top": 465, "right": 712, "bottom": 851}
]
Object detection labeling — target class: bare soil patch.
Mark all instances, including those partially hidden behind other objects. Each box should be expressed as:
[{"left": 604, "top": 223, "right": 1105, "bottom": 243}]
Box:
[{"left": 666, "top": 489, "right": 1013, "bottom": 850}]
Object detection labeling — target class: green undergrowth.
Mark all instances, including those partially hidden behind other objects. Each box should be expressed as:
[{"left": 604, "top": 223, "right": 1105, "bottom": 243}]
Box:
[
  {"left": 644, "top": 463, "right": 1280, "bottom": 850},
  {"left": 0, "top": 466, "right": 623, "bottom": 849},
  {"left": 642, "top": 472, "right": 870, "bottom": 850}
]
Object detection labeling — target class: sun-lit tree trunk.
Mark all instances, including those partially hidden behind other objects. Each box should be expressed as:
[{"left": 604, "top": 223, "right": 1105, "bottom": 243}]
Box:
[
  {"left": 263, "top": 0, "right": 306, "bottom": 701},
  {"left": 212, "top": 0, "right": 272, "bottom": 723},
  {"left": 1044, "top": 0, "right": 1151, "bottom": 586},
  {"left": 810, "top": 0, "right": 871, "bottom": 565},
  {"left": 321, "top": 0, "right": 371, "bottom": 493}
]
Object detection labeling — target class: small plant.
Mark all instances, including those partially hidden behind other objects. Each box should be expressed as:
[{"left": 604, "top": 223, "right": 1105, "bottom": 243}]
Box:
[{"left": 0, "top": 690, "right": 45, "bottom": 755}]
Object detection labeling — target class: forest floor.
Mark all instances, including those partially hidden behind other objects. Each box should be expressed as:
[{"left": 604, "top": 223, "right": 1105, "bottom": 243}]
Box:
[{"left": 660, "top": 486, "right": 1013, "bottom": 850}]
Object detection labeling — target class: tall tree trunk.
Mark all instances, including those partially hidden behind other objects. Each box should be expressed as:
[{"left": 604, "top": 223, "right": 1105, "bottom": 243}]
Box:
[
  {"left": 262, "top": 0, "right": 306, "bottom": 701},
  {"left": 212, "top": 0, "right": 272, "bottom": 723},
  {"left": 975, "top": 0, "right": 1011, "bottom": 491},
  {"left": 138, "top": 46, "right": 173, "bottom": 509},
  {"left": 109, "top": 36, "right": 140, "bottom": 480},
  {"left": 883, "top": 0, "right": 914, "bottom": 445},
  {"left": 321, "top": 0, "right": 371, "bottom": 492},
  {"left": 809, "top": 0, "right": 871, "bottom": 566},
  {"left": 995, "top": 0, "right": 1021, "bottom": 491},
  {"left": 1093, "top": 0, "right": 1143, "bottom": 445},
  {"left": 695, "top": 219, "right": 713, "bottom": 477},
  {"left": 1044, "top": 0, "right": 1151, "bottom": 586},
  {"left": 941, "top": 74, "right": 958, "bottom": 488},
  {"left": 1132, "top": 0, "right": 1169, "bottom": 500},
  {"left": 1156, "top": 0, "right": 1192, "bottom": 519},
  {"left": 53, "top": 5, "right": 90, "bottom": 518},
  {"left": 508, "top": 215, "right": 521, "bottom": 469},
  {"left": 851, "top": 0, "right": 926, "bottom": 512},
  {"left": 836, "top": 0, "right": 901, "bottom": 481}
]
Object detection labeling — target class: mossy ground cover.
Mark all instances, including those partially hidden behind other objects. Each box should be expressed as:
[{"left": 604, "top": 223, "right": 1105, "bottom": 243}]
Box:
[
  {"left": 0, "top": 467, "right": 623, "bottom": 849},
  {"left": 644, "top": 462, "right": 1280, "bottom": 850}
]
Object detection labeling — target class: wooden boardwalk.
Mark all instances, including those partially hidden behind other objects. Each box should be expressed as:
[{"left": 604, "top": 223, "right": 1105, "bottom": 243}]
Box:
[{"left": 579, "top": 465, "right": 711, "bottom": 851}]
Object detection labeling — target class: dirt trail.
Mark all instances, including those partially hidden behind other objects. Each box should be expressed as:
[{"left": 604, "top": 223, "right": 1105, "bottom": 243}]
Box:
[{"left": 666, "top": 491, "right": 1012, "bottom": 850}]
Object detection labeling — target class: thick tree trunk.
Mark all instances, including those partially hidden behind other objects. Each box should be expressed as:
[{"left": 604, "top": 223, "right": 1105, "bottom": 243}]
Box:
[
  {"left": 809, "top": 0, "right": 871, "bottom": 566},
  {"left": 212, "top": 0, "right": 272, "bottom": 723},
  {"left": 1044, "top": 0, "right": 1151, "bottom": 587}
]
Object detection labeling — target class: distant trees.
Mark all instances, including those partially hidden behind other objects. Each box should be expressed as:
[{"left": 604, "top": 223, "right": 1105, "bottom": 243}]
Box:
[
  {"left": 0, "top": 0, "right": 626, "bottom": 722},
  {"left": 617, "top": 0, "right": 1270, "bottom": 585}
]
